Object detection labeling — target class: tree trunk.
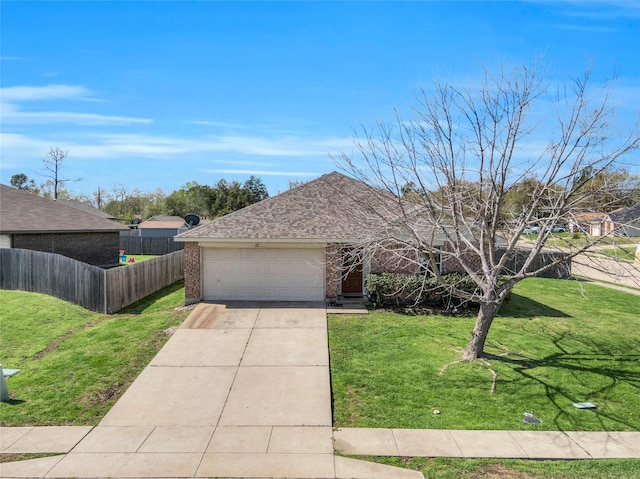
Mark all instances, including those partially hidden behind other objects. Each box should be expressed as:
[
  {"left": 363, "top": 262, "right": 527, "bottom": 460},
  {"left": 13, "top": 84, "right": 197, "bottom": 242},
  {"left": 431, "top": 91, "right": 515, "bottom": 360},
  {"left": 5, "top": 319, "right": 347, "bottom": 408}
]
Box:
[{"left": 463, "top": 301, "right": 500, "bottom": 360}]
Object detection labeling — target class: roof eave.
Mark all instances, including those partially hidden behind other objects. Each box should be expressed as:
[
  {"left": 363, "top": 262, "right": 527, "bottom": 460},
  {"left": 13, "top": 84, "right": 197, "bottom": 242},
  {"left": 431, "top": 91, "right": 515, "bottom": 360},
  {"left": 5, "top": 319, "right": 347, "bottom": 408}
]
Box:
[
  {"left": 174, "top": 237, "right": 359, "bottom": 244},
  {"left": 0, "top": 228, "right": 127, "bottom": 234}
]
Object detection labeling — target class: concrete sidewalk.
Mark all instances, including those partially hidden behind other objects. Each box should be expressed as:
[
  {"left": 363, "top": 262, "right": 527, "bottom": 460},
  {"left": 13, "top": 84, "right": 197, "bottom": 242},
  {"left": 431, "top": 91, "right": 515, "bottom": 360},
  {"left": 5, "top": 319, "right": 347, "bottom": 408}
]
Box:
[
  {"left": 2, "top": 302, "right": 639, "bottom": 478},
  {"left": 334, "top": 428, "right": 640, "bottom": 459},
  {"left": 1, "top": 302, "right": 421, "bottom": 479}
]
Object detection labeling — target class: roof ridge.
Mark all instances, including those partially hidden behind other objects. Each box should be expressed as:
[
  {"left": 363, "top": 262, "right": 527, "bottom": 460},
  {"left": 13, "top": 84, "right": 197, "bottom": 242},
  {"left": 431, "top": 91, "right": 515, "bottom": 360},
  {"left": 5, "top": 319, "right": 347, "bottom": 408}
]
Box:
[
  {"left": 195, "top": 171, "right": 346, "bottom": 226},
  {"left": 175, "top": 171, "right": 396, "bottom": 241}
]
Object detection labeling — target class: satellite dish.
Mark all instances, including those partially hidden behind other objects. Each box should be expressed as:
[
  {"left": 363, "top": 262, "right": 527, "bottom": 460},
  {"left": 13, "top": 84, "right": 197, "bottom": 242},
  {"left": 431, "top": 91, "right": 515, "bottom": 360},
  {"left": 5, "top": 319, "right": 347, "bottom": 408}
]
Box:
[{"left": 184, "top": 214, "right": 200, "bottom": 228}]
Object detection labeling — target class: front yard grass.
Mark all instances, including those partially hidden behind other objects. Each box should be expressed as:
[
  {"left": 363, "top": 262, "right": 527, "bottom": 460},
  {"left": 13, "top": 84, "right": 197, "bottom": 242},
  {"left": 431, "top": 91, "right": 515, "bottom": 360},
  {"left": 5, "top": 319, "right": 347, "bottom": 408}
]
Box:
[
  {"left": 2, "top": 277, "right": 639, "bottom": 477},
  {"left": 353, "top": 456, "right": 640, "bottom": 479},
  {"left": 593, "top": 247, "right": 636, "bottom": 262},
  {"left": 329, "top": 278, "right": 640, "bottom": 432},
  {"left": 0, "top": 281, "right": 189, "bottom": 426},
  {"left": 543, "top": 234, "right": 639, "bottom": 249},
  {"left": 120, "top": 254, "right": 157, "bottom": 263}
]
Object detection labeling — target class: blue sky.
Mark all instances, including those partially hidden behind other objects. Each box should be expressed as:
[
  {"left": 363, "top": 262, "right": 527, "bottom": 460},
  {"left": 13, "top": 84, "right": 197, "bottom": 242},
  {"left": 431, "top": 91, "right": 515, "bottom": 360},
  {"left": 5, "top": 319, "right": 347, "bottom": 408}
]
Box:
[{"left": 1, "top": 1, "right": 639, "bottom": 198}]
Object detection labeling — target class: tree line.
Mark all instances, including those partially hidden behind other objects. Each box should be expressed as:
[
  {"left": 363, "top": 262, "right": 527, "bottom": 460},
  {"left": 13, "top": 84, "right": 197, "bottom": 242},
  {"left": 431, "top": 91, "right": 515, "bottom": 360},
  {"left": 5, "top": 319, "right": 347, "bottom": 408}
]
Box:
[
  {"left": 402, "top": 167, "right": 640, "bottom": 226},
  {"left": 10, "top": 154, "right": 269, "bottom": 222}
]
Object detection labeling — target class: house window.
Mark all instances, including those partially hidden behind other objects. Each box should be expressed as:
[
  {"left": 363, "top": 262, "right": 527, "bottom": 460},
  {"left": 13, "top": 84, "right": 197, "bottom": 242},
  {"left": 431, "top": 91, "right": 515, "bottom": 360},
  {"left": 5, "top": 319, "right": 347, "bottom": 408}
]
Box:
[{"left": 420, "top": 248, "right": 441, "bottom": 276}]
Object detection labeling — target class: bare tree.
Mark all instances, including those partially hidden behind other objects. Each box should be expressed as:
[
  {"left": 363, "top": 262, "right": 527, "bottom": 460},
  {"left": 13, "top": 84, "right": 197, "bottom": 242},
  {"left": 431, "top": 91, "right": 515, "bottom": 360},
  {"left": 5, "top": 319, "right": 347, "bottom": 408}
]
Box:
[
  {"left": 288, "top": 179, "right": 307, "bottom": 190},
  {"left": 336, "top": 64, "right": 639, "bottom": 361},
  {"left": 41, "top": 147, "right": 79, "bottom": 199}
]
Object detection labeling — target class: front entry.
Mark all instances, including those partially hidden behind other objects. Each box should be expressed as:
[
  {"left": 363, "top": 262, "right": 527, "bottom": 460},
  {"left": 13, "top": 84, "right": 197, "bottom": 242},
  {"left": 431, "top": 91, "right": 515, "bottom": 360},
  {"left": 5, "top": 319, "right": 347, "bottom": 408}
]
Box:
[{"left": 341, "top": 262, "right": 363, "bottom": 295}]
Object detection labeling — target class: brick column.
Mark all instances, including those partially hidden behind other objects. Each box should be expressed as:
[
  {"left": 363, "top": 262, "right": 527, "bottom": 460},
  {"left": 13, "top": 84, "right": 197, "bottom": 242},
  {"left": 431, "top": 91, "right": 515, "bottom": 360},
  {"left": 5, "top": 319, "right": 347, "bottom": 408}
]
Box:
[
  {"left": 184, "top": 242, "right": 201, "bottom": 304},
  {"left": 325, "top": 244, "right": 340, "bottom": 300}
]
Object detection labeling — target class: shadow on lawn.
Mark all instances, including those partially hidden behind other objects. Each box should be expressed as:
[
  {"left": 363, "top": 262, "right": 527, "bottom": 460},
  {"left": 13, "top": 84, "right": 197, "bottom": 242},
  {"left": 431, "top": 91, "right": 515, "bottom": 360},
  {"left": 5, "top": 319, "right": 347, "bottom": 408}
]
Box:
[
  {"left": 500, "top": 293, "right": 571, "bottom": 319},
  {"left": 488, "top": 331, "right": 640, "bottom": 431}
]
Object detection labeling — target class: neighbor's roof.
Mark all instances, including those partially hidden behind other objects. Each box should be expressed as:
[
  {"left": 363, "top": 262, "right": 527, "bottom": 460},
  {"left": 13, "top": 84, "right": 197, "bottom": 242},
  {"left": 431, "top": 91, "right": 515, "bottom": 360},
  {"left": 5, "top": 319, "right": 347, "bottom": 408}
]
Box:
[
  {"left": 143, "top": 215, "right": 186, "bottom": 223},
  {"left": 572, "top": 211, "right": 606, "bottom": 223},
  {"left": 62, "top": 199, "right": 118, "bottom": 220},
  {"left": 0, "top": 184, "right": 129, "bottom": 234},
  {"left": 176, "top": 171, "right": 402, "bottom": 242},
  {"left": 138, "top": 216, "right": 187, "bottom": 229},
  {"left": 604, "top": 203, "right": 640, "bottom": 223}
]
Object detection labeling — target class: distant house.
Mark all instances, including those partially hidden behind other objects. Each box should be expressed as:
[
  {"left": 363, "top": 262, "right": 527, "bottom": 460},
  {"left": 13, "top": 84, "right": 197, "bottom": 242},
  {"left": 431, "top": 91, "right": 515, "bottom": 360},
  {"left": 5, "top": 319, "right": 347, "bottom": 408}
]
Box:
[
  {"left": 590, "top": 204, "right": 640, "bottom": 237},
  {"left": 568, "top": 211, "right": 605, "bottom": 234},
  {"left": 134, "top": 216, "right": 189, "bottom": 238},
  {"left": 0, "top": 184, "right": 128, "bottom": 266}
]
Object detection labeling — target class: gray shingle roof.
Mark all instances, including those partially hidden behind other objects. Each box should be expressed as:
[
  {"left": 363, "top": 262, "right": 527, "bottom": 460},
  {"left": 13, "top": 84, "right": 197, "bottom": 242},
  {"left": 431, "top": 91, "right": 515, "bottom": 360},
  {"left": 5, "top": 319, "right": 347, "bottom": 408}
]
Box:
[
  {"left": 176, "top": 171, "right": 401, "bottom": 242},
  {"left": 0, "top": 184, "right": 129, "bottom": 234},
  {"left": 606, "top": 203, "right": 640, "bottom": 224},
  {"left": 61, "top": 199, "right": 118, "bottom": 220}
]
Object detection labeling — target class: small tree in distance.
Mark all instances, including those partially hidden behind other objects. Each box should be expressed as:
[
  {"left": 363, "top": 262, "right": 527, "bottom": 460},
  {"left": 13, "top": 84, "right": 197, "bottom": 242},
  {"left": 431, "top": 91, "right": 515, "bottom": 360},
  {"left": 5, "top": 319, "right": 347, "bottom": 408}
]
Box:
[
  {"left": 10, "top": 173, "right": 38, "bottom": 193},
  {"left": 336, "top": 64, "right": 639, "bottom": 361},
  {"left": 41, "top": 147, "right": 80, "bottom": 199}
]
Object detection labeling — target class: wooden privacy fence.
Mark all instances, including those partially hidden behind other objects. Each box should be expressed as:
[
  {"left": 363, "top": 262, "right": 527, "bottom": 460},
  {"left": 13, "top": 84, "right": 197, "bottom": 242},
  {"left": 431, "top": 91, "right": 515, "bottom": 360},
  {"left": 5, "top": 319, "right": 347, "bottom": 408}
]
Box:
[
  {"left": 496, "top": 248, "right": 571, "bottom": 279},
  {"left": 0, "top": 248, "right": 106, "bottom": 312},
  {"left": 0, "top": 249, "right": 184, "bottom": 314},
  {"left": 105, "top": 251, "right": 184, "bottom": 313},
  {"left": 120, "top": 236, "right": 184, "bottom": 255}
]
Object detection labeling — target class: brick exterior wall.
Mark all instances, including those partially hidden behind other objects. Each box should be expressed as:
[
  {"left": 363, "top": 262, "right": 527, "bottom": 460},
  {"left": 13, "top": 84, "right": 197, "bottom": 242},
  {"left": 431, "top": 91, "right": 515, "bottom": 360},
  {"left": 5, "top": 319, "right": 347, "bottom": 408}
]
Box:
[
  {"left": 325, "top": 244, "right": 340, "bottom": 299},
  {"left": 440, "top": 242, "right": 483, "bottom": 274},
  {"left": 13, "top": 232, "right": 120, "bottom": 266},
  {"left": 369, "top": 244, "right": 421, "bottom": 275},
  {"left": 184, "top": 242, "right": 201, "bottom": 303}
]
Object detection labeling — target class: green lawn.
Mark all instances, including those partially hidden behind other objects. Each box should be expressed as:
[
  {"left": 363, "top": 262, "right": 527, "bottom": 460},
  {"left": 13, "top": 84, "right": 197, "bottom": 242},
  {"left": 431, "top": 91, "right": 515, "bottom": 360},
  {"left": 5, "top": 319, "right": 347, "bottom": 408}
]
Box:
[
  {"left": 354, "top": 456, "right": 640, "bottom": 479},
  {"left": 329, "top": 278, "right": 640, "bottom": 432},
  {"left": 0, "top": 281, "right": 189, "bottom": 426},
  {"left": 120, "top": 254, "right": 158, "bottom": 264},
  {"left": 594, "top": 247, "right": 636, "bottom": 262},
  {"left": 542, "top": 234, "right": 639, "bottom": 249},
  {"left": 2, "top": 278, "right": 639, "bottom": 476}
]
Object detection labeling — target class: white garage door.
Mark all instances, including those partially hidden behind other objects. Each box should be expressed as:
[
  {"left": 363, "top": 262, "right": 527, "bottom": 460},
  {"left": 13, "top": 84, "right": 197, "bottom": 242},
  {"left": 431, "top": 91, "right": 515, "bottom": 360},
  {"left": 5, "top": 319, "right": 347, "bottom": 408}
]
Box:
[{"left": 202, "top": 248, "right": 325, "bottom": 301}]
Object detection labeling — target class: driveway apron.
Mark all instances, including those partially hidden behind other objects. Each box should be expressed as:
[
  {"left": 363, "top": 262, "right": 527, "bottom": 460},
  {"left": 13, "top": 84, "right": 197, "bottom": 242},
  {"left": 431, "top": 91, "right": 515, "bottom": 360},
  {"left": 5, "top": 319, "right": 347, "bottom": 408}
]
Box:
[{"left": 46, "top": 301, "right": 336, "bottom": 478}]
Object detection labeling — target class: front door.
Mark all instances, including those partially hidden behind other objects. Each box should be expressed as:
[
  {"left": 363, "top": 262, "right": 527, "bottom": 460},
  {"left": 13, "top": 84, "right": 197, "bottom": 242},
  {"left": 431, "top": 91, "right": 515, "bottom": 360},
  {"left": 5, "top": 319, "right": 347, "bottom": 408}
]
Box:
[{"left": 341, "top": 262, "right": 363, "bottom": 295}]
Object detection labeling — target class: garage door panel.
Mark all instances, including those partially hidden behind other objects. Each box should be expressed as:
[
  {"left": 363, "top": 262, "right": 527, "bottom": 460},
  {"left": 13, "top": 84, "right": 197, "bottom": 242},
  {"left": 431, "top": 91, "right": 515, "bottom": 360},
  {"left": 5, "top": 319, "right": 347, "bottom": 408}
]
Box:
[{"left": 203, "top": 248, "right": 325, "bottom": 301}]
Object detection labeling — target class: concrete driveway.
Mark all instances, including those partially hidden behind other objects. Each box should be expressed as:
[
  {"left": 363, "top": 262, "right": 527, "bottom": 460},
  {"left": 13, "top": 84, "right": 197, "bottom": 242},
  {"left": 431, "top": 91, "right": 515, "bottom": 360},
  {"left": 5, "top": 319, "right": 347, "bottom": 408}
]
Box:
[{"left": 17, "top": 302, "right": 419, "bottom": 479}]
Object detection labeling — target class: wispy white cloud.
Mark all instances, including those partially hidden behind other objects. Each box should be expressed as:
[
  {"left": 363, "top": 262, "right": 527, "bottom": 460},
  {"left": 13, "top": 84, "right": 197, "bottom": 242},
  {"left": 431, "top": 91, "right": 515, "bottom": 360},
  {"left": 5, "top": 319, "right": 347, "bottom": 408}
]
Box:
[
  {"left": 525, "top": 0, "right": 640, "bottom": 20},
  {"left": 0, "top": 83, "right": 352, "bottom": 194},
  {"left": 0, "top": 133, "right": 53, "bottom": 171},
  {"left": 185, "top": 120, "right": 251, "bottom": 129},
  {"left": 4, "top": 108, "right": 153, "bottom": 125},
  {"left": 201, "top": 169, "right": 321, "bottom": 177},
  {"left": 559, "top": 0, "right": 640, "bottom": 19},
  {"left": 552, "top": 23, "right": 618, "bottom": 33},
  {"left": 1, "top": 84, "right": 91, "bottom": 101},
  {"left": 0, "top": 84, "right": 152, "bottom": 125},
  {"left": 203, "top": 134, "right": 353, "bottom": 157},
  {"left": 0, "top": 130, "right": 353, "bottom": 162}
]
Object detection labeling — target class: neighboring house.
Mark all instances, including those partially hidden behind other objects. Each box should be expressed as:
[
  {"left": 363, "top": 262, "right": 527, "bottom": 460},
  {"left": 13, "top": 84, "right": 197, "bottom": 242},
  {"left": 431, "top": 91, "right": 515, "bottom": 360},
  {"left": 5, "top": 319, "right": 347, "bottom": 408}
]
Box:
[
  {"left": 568, "top": 211, "right": 604, "bottom": 234},
  {"left": 132, "top": 216, "right": 189, "bottom": 238},
  {"left": 590, "top": 204, "right": 640, "bottom": 237},
  {"left": 175, "top": 172, "right": 486, "bottom": 304},
  {"left": 0, "top": 184, "right": 129, "bottom": 266}
]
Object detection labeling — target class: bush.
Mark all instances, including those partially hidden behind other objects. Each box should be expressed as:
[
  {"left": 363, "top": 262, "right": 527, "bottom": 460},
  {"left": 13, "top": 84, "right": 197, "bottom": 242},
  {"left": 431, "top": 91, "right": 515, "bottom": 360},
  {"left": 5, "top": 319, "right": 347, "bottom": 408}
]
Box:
[{"left": 365, "top": 272, "right": 480, "bottom": 309}]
